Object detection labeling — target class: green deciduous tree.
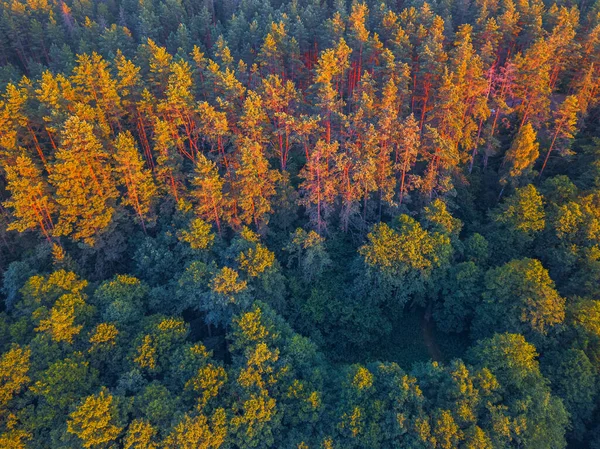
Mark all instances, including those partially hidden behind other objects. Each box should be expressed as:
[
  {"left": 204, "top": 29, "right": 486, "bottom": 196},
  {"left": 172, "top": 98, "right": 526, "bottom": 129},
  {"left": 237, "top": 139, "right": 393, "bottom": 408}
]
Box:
[
  {"left": 469, "top": 333, "right": 569, "bottom": 449},
  {"left": 473, "top": 258, "right": 565, "bottom": 338},
  {"left": 359, "top": 216, "right": 452, "bottom": 307},
  {"left": 67, "top": 389, "right": 123, "bottom": 448}
]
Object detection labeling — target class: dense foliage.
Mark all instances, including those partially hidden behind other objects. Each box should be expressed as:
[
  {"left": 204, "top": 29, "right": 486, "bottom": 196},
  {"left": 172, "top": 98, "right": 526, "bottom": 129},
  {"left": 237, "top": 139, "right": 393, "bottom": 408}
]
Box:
[{"left": 1, "top": 0, "right": 600, "bottom": 447}]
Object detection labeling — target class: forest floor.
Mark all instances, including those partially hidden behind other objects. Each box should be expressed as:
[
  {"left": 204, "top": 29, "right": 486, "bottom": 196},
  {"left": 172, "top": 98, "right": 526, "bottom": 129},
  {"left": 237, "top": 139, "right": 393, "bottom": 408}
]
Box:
[
  {"left": 345, "top": 308, "right": 470, "bottom": 368},
  {"left": 421, "top": 313, "right": 444, "bottom": 362}
]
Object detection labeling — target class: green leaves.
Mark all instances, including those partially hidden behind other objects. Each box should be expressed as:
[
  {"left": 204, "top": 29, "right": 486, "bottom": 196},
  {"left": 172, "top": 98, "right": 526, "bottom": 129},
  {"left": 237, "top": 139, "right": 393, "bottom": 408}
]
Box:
[
  {"left": 359, "top": 215, "right": 452, "bottom": 306},
  {"left": 474, "top": 258, "right": 565, "bottom": 338}
]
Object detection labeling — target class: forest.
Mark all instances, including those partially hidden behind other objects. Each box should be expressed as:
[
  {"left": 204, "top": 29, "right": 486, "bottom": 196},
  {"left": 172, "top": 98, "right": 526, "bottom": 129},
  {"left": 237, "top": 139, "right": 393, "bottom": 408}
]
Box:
[{"left": 0, "top": 0, "right": 600, "bottom": 447}]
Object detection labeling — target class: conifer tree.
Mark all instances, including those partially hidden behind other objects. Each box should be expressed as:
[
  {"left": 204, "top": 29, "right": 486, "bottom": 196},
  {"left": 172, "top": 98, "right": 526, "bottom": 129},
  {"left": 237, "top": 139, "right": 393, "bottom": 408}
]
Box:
[
  {"left": 233, "top": 138, "right": 281, "bottom": 231},
  {"left": 413, "top": 15, "right": 448, "bottom": 131},
  {"left": 539, "top": 95, "right": 579, "bottom": 177},
  {"left": 3, "top": 153, "right": 55, "bottom": 241},
  {"left": 314, "top": 39, "right": 351, "bottom": 143},
  {"left": 501, "top": 122, "right": 539, "bottom": 189},
  {"left": 159, "top": 59, "right": 198, "bottom": 159},
  {"left": 450, "top": 25, "right": 491, "bottom": 163},
  {"left": 299, "top": 140, "right": 339, "bottom": 234},
  {"left": 259, "top": 75, "right": 298, "bottom": 171},
  {"left": 256, "top": 21, "right": 287, "bottom": 76},
  {"left": 71, "top": 52, "right": 123, "bottom": 134},
  {"left": 49, "top": 116, "right": 118, "bottom": 245},
  {"left": 238, "top": 91, "right": 269, "bottom": 144},
  {"left": 152, "top": 117, "right": 184, "bottom": 201},
  {"left": 114, "top": 52, "right": 154, "bottom": 168},
  {"left": 348, "top": 2, "right": 369, "bottom": 78},
  {"left": 512, "top": 39, "right": 552, "bottom": 129},
  {"left": 421, "top": 125, "right": 461, "bottom": 198},
  {"left": 0, "top": 81, "right": 48, "bottom": 166},
  {"left": 572, "top": 63, "right": 599, "bottom": 119},
  {"left": 546, "top": 6, "right": 579, "bottom": 90},
  {"left": 396, "top": 114, "right": 420, "bottom": 205},
  {"left": 113, "top": 131, "right": 157, "bottom": 229},
  {"left": 197, "top": 101, "right": 230, "bottom": 165},
  {"left": 146, "top": 39, "right": 173, "bottom": 96},
  {"left": 34, "top": 71, "right": 75, "bottom": 149},
  {"left": 191, "top": 153, "right": 226, "bottom": 234}
]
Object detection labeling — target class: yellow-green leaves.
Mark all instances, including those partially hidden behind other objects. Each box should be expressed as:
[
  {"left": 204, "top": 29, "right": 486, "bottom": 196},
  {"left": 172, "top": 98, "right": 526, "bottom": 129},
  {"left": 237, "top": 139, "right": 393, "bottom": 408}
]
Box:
[
  {"left": 89, "top": 323, "right": 119, "bottom": 349},
  {"left": 68, "top": 389, "right": 123, "bottom": 448},
  {"left": 494, "top": 185, "right": 545, "bottom": 235},
  {"left": 163, "top": 409, "right": 227, "bottom": 449},
  {"left": 35, "top": 293, "right": 87, "bottom": 343},
  {"left": 179, "top": 218, "right": 215, "bottom": 250},
  {"left": 210, "top": 267, "right": 247, "bottom": 299},
  {"left": 0, "top": 345, "right": 30, "bottom": 413},
  {"left": 123, "top": 419, "right": 158, "bottom": 449},
  {"left": 238, "top": 244, "right": 275, "bottom": 277}
]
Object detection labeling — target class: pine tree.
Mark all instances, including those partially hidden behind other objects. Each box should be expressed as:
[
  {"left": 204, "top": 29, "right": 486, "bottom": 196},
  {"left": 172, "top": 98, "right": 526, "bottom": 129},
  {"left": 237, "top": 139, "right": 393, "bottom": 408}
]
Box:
[
  {"left": 480, "top": 61, "right": 517, "bottom": 169},
  {"left": 375, "top": 76, "right": 403, "bottom": 213},
  {"left": 191, "top": 153, "right": 226, "bottom": 234},
  {"left": 413, "top": 15, "right": 448, "bottom": 131},
  {"left": 146, "top": 39, "right": 173, "bottom": 96},
  {"left": 158, "top": 59, "right": 198, "bottom": 159},
  {"left": 3, "top": 153, "right": 55, "bottom": 241},
  {"left": 71, "top": 52, "right": 123, "bottom": 134},
  {"left": 239, "top": 90, "right": 269, "bottom": 144},
  {"left": 396, "top": 114, "right": 420, "bottom": 205},
  {"left": 539, "top": 95, "right": 579, "bottom": 177},
  {"left": 49, "top": 116, "right": 118, "bottom": 245},
  {"left": 314, "top": 39, "right": 351, "bottom": 143},
  {"left": 115, "top": 52, "right": 155, "bottom": 169},
  {"left": 113, "top": 131, "right": 157, "bottom": 229},
  {"left": 256, "top": 21, "right": 288, "bottom": 76},
  {"left": 0, "top": 81, "right": 48, "bottom": 167},
  {"left": 449, "top": 25, "right": 491, "bottom": 165},
  {"left": 348, "top": 2, "right": 370, "bottom": 81},
  {"left": 572, "top": 63, "right": 599, "bottom": 119},
  {"left": 546, "top": 6, "right": 579, "bottom": 90},
  {"left": 512, "top": 38, "right": 552, "bottom": 129},
  {"left": 421, "top": 124, "right": 460, "bottom": 199},
  {"left": 259, "top": 75, "right": 298, "bottom": 171},
  {"left": 152, "top": 117, "right": 184, "bottom": 201},
  {"left": 299, "top": 140, "right": 339, "bottom": 234},
  {"left": 501, "top": 122, "right": 539, "bottom": 188},
  {"left": 233, "top": 138, "right": 281, "bottom": 231},
  {"left": 35, "top": 71, "right": 75, "bottom": 150}
]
